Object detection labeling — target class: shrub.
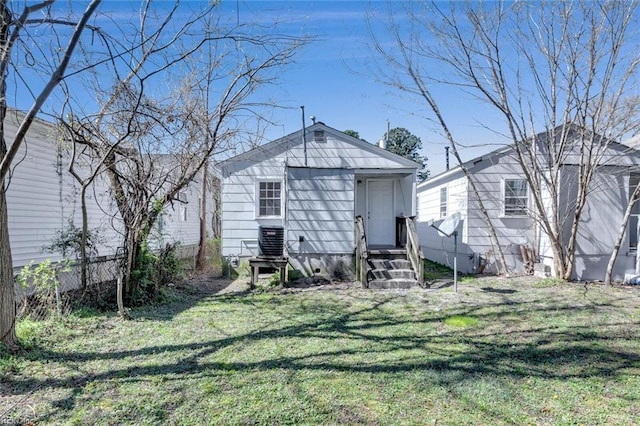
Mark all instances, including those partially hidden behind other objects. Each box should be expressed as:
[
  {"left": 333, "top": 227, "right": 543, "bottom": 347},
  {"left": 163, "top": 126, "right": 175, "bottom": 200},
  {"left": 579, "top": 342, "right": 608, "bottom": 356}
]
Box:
[
  {"left": 131, "top": 243, "right": 181, "bottom": 305},
  {"left": 16, "top": 259, "right": 70, "bottom": 318}
]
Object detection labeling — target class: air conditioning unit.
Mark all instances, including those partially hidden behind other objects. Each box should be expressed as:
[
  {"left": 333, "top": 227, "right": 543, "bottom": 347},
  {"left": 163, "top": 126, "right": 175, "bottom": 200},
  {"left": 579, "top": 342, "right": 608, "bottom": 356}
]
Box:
[{"left": 258, "top": 226, "right": 284, "bottom": 258}]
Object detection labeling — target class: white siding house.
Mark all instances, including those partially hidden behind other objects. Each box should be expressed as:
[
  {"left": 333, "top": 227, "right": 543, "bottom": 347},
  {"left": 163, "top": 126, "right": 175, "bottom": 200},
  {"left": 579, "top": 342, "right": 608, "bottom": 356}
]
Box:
[
  {"left": 417, "top": 129, "right": 640, "bottom": 281},
  {"left": 220, "top": 122, "right": 420, "bottom": 276},
  {"left": 5, "top": 110, "right": 207, "bottom": 273}
]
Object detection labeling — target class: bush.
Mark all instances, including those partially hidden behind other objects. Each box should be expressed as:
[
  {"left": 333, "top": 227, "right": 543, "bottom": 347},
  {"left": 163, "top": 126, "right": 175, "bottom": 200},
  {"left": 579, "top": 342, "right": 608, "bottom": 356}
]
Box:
[
  {"left": 44, "top": 218, "right": 103, "bottom": 259},
  {"left": 131, "top": 243, "right": 181, "bottom": 305},
  {"left": 16, "top": 259, "right": 71, "bottom": 318}
]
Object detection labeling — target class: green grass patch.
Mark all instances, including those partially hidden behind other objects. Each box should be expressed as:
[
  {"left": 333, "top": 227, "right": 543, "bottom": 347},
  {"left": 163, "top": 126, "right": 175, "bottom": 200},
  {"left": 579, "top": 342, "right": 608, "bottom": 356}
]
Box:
[
  {"left": 444, "top": 315, "right": 479, "bottom": 327},
  {"left": 459, "top": 275, "right": 478, "bottom": 285},
  {"left": 533, "top": 276, "right": 566, "bottom": 288},
  {"left": 423, "top": 259, "right": 453, "bottom": 281},
  {"left": 2, "top": 277, "right": 640, "bottom": 424}
]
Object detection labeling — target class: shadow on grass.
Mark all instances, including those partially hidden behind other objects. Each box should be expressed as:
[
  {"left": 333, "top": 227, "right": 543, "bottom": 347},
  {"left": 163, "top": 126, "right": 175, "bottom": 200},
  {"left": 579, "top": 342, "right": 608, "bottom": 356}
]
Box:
[
  {"left": 4, "top": 286, "right": 640, "bottom": 422},
  {"left": 129, "top": 277, "right": 237, "bottom": 321},
  {"left": 481, "top": 287, "right": 517, "bottom": 294}
]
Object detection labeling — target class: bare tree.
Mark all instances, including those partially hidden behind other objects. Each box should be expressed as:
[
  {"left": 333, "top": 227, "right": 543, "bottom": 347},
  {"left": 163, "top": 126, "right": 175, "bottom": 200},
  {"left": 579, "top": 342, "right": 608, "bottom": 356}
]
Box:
[
  {"left": 0, "top": 0, "right": 101, "bottom": 348},
  {"left": 370, "top": 1, "right": 640, "bottom": 280},
  {"left": 61, "top": 6, "right": 304, "bottom": 306}
]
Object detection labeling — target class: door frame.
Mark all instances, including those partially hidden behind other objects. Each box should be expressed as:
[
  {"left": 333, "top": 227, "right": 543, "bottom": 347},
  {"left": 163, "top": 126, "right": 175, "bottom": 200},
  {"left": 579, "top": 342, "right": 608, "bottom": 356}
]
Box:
[{"left": 365, "top": 178, "right": 395, "bottom": 246}]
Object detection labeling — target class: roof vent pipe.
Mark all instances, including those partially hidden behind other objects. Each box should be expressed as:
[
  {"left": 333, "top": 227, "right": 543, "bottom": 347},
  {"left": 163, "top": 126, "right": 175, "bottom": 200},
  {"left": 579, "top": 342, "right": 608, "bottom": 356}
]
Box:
[
  {"left": 378, "top": 139, "right": 386, "bottom": 149},
  {"left": 301, "top": 106, "right": 307, "bottom": 167},
  {"left": 445, "top": 146, "right": 450, "bottom": 170}
]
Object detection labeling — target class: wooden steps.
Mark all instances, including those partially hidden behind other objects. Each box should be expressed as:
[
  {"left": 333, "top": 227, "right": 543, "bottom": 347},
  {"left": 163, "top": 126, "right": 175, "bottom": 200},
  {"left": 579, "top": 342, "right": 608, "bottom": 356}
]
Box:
[{"left": 366, "top": 249, "right": 421, "bottom": 289}]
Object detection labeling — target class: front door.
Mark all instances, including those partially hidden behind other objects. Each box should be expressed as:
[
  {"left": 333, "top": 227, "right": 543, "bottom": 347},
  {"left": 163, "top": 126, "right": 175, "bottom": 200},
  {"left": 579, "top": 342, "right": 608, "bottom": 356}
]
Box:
[{"left": 367, "top": 179, "right": 395, "bottom": 246}]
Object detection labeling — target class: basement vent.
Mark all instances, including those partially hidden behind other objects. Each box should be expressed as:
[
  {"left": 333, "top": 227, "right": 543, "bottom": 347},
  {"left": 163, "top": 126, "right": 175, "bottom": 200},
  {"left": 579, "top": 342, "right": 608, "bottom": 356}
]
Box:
[
  {"left": 313, "top": 130, "right": 325, "bottom": 143},
  {"left": 258, "top": 226, "right": 284, "bottom": 258}
]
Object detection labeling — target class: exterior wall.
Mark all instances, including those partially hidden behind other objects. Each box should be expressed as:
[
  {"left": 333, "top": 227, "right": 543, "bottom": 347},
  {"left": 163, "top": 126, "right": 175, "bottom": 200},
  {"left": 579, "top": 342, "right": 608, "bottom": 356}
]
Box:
[
  {"left": 416, "top": 152, "right": 534, "bottom": 275},
  {"left": 148, "top": 182, "right": 204, "bottom": 251},
  {"left": 418, "top": 143, "right": 640, "bottom": 280},
  {"left": 416, "top": 174, "right": 476, "bottom": 272},
  {"left": 7, "top": 117, "right": 75, "bottom": 267},
  {"left": 286, "top": 128, "right": 417, "bottom": 169},
  {"left": 286, "top": 167, "right": 354, "bottom": 256},
  {"left": 560, "top": 165, "right": 637, "bottom": 281},
  {"left": 221, "top": 157, "right": 286, "bottom": 258},
  {"left": 417, "top": 175, "right": 467, "bottom": 224},
  {"left": 6, "top": 112, "right": 207, "bottom": 271},
  {"left": 220, "top": 124, "right": 419, "bottom": 269},
  {"left": 466, "top": 154, "right": 535, "bottom": 274}
]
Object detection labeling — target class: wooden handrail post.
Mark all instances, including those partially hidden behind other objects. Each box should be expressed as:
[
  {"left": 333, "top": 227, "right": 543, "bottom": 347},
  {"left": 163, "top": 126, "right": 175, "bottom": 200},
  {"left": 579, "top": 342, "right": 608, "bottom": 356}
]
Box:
[
  {"left": 354, "top": 216, "right": 368, "bottom": 288},
  {"left": 406, "top": 216, "right": 424, "bottom": 287}
]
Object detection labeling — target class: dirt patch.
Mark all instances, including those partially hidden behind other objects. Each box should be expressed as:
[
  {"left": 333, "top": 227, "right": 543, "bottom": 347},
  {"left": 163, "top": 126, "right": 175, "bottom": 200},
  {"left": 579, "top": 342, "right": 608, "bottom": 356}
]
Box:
[{"left": 186, "top": 273, "right": 242, "bottom": 295}]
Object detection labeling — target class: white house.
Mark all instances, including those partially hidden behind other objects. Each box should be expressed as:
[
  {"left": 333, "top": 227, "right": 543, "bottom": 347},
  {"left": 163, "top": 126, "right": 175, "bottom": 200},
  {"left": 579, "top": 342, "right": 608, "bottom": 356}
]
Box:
[
  {"left": 219, "top": 122, "right": 421, "bottom": 277},
  {"left": 5, "top": 109, "right": 207, "bottom": 274},
  {"left": 416, "top": 126, "right": 640, "bottom": 281}
]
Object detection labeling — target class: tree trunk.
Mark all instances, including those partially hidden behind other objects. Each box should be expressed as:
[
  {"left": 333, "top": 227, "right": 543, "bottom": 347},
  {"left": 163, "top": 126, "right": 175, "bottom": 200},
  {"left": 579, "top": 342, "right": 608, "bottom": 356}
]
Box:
[
  {"left": 196, "top": 164, "right": 207, "bottom": 270},
  {"left": 124, "top": 233, "right": 139, "bottom": 304},
  {"left": 0, "top": 186, "right": 17, "bottom": 349},
  {"left": 605, "top": 182, "right": 640, "bottom": 285},
  {"left": 79, "top": 184, "right": 89, "bottom": 291}
]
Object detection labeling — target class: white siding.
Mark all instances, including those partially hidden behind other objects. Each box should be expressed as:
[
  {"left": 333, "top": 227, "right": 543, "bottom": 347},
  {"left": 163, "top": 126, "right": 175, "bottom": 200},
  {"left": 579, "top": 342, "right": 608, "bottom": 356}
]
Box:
[
  {"left": 416, "top": 174, "right": 475, "bottom": 272},
  {"left": 288, "top": 136, "right": 409, "bottom": 169},
  {"left": 221, "top": 156, "right": 286, "bottom": 257},
  {"left": 5, "top": 113, "right": 206, "bottom": 269},
  {"left": 417, "top": 175, "right": 467, "bottom": 223},
  {"left": 418, "top": 148, "right": 640, "bottom": 278},
  {"left": 561, "top": 165, "right": 635, "bottom": 281},
  {"left": 287, "top": 168, "right": 354, "bottom": 254},
  {"left": 149, "top": 183, "right": 203, "bottom": 250},
  {"left": 220, "top": 124, "right": 419, "bottom": 260},
  {"left": 417, "top": 152, "right": 534, "bottom": 274}
]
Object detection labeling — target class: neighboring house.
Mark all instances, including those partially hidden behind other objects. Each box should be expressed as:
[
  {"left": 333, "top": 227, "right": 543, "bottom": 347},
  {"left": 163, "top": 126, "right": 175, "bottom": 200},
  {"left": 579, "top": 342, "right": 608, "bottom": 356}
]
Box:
[
  {"left": 5, "top": 109, "right": 208, "bottom": 275},
  {"left": 416, "top": 126, "right": 640, "bottom": 282},
  {"left": 219, "top": 122, "right": 420, "bottom": 277}
]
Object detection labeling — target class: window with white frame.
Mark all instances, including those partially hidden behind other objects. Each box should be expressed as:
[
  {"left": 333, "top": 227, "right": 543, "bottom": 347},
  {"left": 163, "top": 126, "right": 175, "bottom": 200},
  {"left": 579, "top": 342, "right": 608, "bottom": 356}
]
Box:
[
  {"left": 503, "top": 178, "right": 528, "bottom": 216},
  {"left": 629, "top": 173, "right": 640, "bottom": 250},
  {"left": 257, "top": 181, "right": 281, "bottom": 217},
  {"left": 440, "top": 187, "right": 447, "bottom": 218}
]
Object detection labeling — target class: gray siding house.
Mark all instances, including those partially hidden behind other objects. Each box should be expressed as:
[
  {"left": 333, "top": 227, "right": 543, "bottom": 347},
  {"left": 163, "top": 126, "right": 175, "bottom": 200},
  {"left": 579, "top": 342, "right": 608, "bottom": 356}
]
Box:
[
  {"left": 5, "top": 110, "right": 206, "bottom": 272},
  {"left": 220, "top": 122, "right": 420, "bottom": 276},
  {"left": 417, "top": 129, "right": 640, "bottom": 282}
]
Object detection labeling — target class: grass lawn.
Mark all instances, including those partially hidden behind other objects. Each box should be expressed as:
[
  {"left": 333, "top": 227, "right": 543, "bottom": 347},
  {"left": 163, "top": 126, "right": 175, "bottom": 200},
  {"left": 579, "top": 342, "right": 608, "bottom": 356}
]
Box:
[{"left": 2, "top": 275, "right": 640, "bottom": 425}]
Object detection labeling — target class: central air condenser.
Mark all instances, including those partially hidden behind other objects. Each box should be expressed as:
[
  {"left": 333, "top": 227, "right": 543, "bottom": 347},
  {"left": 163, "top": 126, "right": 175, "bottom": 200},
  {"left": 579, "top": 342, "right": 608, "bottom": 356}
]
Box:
[{"left": 258, "top": 226, "right": 284, "bottom": 258}]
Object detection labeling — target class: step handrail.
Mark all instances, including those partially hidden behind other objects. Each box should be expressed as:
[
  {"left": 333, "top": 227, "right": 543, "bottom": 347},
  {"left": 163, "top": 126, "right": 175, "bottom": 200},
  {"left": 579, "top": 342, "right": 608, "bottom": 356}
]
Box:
[
  {"left": 406, "top": 216, "right": 424, "bottom": 286},
  {"left": 354, "top": 215, "right": 369, "bottom": 288}
]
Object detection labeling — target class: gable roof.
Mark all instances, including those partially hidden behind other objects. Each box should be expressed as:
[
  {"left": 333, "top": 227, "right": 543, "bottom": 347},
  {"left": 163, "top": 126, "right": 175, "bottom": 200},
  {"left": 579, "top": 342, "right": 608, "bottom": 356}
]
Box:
[
  {"left": 420, "top": 124, "right": 640, "bottom": 189},
  {"left": 219, "top": 122, "right": 422, "bottom": 171}
]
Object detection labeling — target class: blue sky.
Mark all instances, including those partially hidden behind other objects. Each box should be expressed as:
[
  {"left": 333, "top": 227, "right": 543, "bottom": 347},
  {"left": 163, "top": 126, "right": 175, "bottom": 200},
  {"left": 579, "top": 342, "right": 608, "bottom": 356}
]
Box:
[
  {"left": 215, "top": 0, "right": 501, "bottom": 176},
  {"left": 16, "top": 0, "right": 504, "bottom": 177}
]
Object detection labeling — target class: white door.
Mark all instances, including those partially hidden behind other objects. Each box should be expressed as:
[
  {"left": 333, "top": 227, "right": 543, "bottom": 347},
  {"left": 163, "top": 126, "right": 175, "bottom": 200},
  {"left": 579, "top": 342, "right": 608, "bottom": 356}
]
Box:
[{"left": 367, "top": 179, "right": 395, "bottom": 246}]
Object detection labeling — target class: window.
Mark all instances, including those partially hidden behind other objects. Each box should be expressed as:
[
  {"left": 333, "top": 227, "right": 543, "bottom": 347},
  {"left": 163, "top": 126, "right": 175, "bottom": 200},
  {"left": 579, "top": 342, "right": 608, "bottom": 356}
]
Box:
[
  {"left": 257, "top": 181, "right": 281, "bottom": 217},
  {"left": 629, "top": 173, "right": 640, "bottom": 250},
  {"left": 313, "top": 130, "right": 325, "bottom": 143},
  {"left": 440, "top": 187, "right": 447, "bottom": 218},
  {"left": 504, "top": 179, "right": 528, "bottom": 216}
]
